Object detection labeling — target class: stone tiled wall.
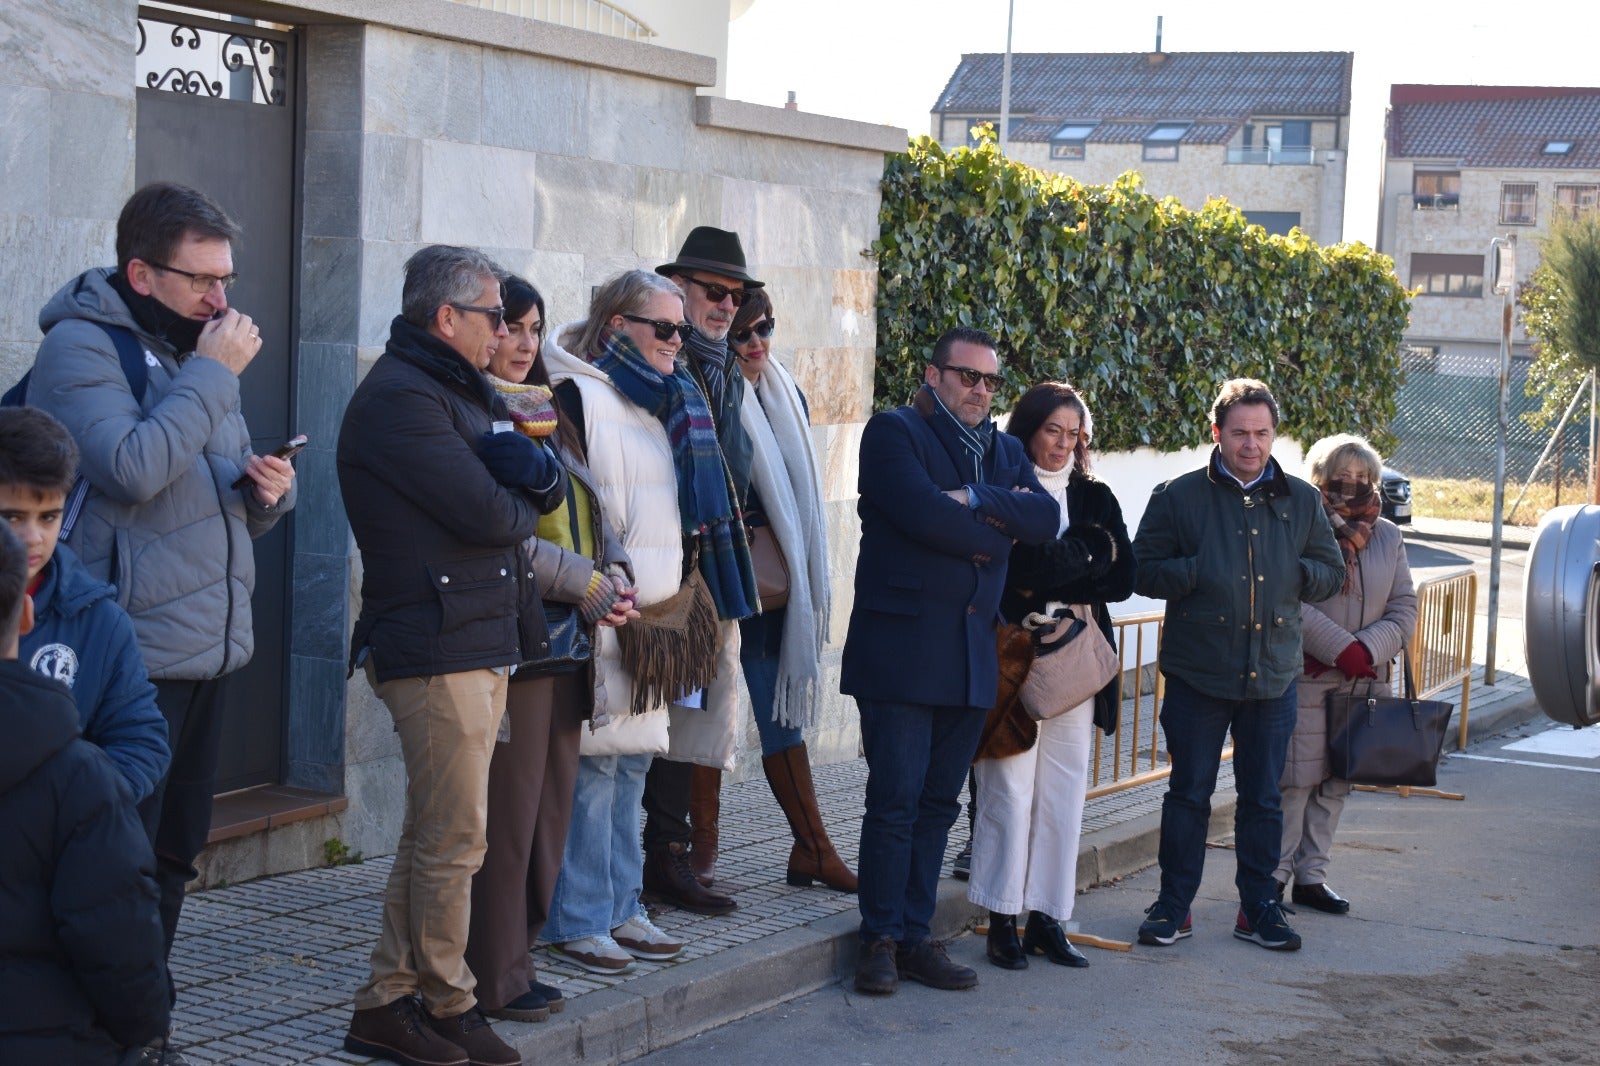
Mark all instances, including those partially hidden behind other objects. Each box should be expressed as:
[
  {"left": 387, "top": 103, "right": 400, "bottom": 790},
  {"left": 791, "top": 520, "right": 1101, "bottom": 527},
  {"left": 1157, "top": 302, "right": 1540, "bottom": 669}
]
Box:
[
  {"left": 317, "top": 23, "right": 898, "bottom": 856},
  {"left": 0, "top": 0, "right": 135, "bottom": 388}
]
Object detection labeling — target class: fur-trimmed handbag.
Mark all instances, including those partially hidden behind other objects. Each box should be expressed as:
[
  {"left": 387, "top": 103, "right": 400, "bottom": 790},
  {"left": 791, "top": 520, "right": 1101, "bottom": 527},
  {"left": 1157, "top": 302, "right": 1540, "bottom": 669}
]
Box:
[
  {"left": 614, "top": 564, "right": 719, "bottom": 716},
  {"left": 974, "top": 622, "right": 1039, "bottom": 762}
]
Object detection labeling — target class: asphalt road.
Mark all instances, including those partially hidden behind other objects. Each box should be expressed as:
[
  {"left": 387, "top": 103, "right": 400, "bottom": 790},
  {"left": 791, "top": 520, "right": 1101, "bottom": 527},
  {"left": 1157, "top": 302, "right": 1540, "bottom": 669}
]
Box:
[
  {"left": 634, "top": 718, "right": 1598, "bottom": 1066},
  {"left": 1405, "top": 532, "right": 1525, "bottom": 625}
]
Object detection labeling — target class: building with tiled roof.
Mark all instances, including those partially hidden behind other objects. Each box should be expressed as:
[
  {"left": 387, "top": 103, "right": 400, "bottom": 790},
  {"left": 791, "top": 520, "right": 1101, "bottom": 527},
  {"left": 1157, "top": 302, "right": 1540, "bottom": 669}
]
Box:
[
  {"left": 930, "top": 50, "right": 1353, "bottom": 243},
  {"left": 1378, "top": 85, "right": 1600, "bottom": 368}
]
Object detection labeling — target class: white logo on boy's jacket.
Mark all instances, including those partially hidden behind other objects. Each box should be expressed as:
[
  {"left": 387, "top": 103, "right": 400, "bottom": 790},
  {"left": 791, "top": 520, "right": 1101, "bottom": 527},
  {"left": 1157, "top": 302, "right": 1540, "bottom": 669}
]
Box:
[{"left": 29, "top": 643, "right": 79, "bottom": 688}]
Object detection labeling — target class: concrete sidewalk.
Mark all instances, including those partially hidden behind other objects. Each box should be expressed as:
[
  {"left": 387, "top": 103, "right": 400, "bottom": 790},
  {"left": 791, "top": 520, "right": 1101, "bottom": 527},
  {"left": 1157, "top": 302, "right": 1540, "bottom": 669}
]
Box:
[{"left": 162, "top": 663, "right": 1542, "bottom": 1066}]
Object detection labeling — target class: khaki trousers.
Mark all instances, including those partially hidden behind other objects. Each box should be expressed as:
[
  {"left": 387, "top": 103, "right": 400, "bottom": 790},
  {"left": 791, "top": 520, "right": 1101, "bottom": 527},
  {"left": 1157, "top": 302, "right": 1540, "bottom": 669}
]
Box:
[{"left": 355, "top": 666, "right": 508, "bottom": 1016}]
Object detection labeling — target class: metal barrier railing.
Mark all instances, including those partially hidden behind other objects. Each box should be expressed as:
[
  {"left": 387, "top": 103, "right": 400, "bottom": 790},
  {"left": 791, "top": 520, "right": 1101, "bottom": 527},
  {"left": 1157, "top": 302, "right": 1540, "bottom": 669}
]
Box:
[
  {"left": 1409, "top": 567, "right": 1478, "bottom": 750},
  {"left": 1085, "top": 569, "right": 1477, "bottom": 799}
]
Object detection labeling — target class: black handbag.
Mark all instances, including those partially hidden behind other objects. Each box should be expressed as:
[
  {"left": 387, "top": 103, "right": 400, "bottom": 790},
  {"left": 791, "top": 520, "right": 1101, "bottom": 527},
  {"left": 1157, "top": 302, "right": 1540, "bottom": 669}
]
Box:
[
  {"left": 517, "top": 603, "right": 592, "bottom": 678},
  {"left": 1325, "top": 652, "right": 1452, "bottom": 787}
]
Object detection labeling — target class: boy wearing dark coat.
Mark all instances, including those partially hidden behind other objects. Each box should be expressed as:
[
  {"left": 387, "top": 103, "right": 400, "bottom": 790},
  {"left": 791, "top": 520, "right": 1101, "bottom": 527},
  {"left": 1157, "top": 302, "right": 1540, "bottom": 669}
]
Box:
[
  {"left": 0, "top": 408, "right": 168, "bottom": 802},
  {"left": 0, "top": 521, "right": 171, "bottom": 1064}
]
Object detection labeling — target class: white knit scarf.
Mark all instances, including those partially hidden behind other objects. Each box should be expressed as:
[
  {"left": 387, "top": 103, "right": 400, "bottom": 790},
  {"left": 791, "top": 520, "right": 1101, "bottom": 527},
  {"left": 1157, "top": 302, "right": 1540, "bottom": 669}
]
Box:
[
  {"left": 740, "top": 358, "right": 831, "bottom": 728},
  {"left": 1033, "top": 455, "right": 1075, "bottom": 529}
]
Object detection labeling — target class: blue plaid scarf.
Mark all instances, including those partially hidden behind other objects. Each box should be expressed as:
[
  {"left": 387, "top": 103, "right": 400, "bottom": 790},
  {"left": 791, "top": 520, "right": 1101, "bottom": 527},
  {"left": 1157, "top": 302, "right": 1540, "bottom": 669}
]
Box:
[{"left": 594, "top": 331, "right": 758, "bottom": 621}]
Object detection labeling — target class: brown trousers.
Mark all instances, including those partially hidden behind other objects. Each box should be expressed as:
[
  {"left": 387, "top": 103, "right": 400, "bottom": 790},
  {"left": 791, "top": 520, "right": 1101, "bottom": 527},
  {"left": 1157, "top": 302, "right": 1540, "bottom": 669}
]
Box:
[
  {"left": 356, "top": 667, "right": 508, "bottom": 1016},
  {"left": 464, "top": 671, "right": 586, "bottom": 1010}
]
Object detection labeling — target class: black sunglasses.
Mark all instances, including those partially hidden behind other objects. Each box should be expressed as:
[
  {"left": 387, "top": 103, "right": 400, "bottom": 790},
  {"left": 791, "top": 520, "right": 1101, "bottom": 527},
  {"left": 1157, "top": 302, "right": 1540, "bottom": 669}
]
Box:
[
  {"left": 937, "top": 364, "right": 1003, "bottom": 391},
  {"left": 449, "top": 303, "right": 506, "bottom": 330},
  {"left": 730, "top": 319, "right": 776, "bottom": 345},
  {"left": 622, "top": 314, "right": 692, "bottom": 343},
  {"left": 682, "top": 275, "right": 751, "bottom": 307}
]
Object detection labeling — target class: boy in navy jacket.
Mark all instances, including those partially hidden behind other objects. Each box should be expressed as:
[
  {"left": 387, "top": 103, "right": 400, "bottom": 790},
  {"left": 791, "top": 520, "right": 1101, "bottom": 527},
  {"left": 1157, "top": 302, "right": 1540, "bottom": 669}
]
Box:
[{"left": 0, "top": 408, "right": 168, "bottom": 802}]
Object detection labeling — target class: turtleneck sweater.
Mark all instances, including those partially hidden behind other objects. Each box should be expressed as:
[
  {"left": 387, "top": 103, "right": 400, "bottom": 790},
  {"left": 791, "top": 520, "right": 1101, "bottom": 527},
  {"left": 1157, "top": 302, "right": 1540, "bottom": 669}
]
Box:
[{"left": 1032, "top": 456, "right": 1074, "bottom": 530}]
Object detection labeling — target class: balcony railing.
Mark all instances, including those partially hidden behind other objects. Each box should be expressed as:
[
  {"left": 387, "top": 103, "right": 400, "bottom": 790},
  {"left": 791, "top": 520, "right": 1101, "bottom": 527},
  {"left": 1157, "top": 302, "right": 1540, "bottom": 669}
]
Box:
[
  {"left": 1226, "top": 145, "right": 1315, "bottom": 165},
  {"left": 1414, "top": 194, "right": 1460, "bottom": 211}
]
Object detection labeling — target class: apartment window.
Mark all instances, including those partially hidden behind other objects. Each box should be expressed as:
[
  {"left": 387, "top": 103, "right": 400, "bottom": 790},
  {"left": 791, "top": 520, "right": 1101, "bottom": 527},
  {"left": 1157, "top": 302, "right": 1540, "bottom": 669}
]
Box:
[
  {"left": 1544, "top": 139, "right": 1575, "bottom": 155},
  {"left": 1414, "top": 171, "right": 1460, "bottom": 210},
  {"left": 1556, "top": 184, "right": 1600, "bottom": 218},
  {"left": 1410, "top": 253, "right": 1484, "bottom": 298},
  {"left": 1143, "top": 123, "right": 1188, "bottom": 161},
  {"left": 1500, "top": 183, "right": 1537, "bottom": 225},
  {"left": 1049, "top": 122, "right": 1096, "bottom": 160},
  {"left": 1243, "top": 210, "right": 1301, "bottom": 236}
]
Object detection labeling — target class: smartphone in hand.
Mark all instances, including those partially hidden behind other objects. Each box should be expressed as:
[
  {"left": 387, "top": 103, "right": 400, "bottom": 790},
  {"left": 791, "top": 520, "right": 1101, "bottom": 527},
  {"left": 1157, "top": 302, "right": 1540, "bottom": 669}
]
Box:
[{"left": 232, "top": 434, "right": 308, "bottom": 489}]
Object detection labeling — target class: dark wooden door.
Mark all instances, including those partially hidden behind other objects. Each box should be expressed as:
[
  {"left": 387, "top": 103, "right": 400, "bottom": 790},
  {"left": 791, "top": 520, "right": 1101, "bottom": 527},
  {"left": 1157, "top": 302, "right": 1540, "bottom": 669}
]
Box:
[{"left": 135, "top": 8, "right": 299, "bottom": 792}]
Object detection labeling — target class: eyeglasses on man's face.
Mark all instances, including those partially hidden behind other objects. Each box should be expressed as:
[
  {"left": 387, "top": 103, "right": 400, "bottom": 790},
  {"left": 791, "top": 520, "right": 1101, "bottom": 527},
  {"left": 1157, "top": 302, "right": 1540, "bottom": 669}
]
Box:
[
  {"left": 730, "top": 319, "right": 775, "bottom": 345},
  {"left": 145, "top": 260, "right": 239, "bottom": 294},
  {"left": 622, "top": 314, "right": 692, "bottom": 343},
  {"left": 936, "top": 364, "right": 1003, "bottom": 392},
  {"left": 449, "top": 303, "right": 507, "bottom": 330},
  {"left": 682, "top": 275, "right": 751, "bottom": 308}
]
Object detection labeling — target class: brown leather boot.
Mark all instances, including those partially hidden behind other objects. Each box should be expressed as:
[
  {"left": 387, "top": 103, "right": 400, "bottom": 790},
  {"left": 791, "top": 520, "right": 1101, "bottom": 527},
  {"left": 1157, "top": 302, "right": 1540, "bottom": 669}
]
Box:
[
  {"left": 687, "top": 765, "right": 721, "bottom": 887},
  {"left": 762, "top": 744, "right": 859, "bottom": 892},
  {"left": 642, "top": 842, "right": 738, "bottom": 915}
]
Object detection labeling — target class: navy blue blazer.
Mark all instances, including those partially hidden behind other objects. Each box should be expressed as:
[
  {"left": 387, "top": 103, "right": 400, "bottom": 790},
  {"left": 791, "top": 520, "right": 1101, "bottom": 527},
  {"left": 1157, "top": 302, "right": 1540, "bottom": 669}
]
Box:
[{"left": 841, "top": 396, "right": 1060, "bottom": 710}]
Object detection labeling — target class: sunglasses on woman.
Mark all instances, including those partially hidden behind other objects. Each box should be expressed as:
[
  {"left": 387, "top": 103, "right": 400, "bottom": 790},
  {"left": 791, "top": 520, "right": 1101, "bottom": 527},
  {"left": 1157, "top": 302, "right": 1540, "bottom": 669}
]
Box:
[
  {"left": 730, "top": 319, "right": 776, "bottom": 344},
  {"left": 622, "top": 314, "right": 692, "bottom": 343}
]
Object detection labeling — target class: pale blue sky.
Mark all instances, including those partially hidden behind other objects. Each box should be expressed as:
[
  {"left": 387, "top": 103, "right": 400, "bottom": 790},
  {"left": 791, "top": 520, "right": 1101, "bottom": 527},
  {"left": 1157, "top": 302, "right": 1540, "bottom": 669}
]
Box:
[{"left": 726, "top": 0, "right": 1600, "bottom": 246}]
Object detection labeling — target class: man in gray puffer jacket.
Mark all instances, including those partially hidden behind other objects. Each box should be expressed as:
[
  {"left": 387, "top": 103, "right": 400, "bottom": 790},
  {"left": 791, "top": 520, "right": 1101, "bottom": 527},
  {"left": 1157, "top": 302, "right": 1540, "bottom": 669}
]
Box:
[{"left": 24, "top": 183, "right": 297, "bottom": 1056}]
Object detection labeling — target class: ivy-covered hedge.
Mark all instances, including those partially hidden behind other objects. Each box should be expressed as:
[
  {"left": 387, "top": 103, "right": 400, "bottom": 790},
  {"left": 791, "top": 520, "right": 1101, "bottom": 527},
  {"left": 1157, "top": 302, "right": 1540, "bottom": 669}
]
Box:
[{"left": 872, "top": 134, "right": 1412, "bottom": 452}]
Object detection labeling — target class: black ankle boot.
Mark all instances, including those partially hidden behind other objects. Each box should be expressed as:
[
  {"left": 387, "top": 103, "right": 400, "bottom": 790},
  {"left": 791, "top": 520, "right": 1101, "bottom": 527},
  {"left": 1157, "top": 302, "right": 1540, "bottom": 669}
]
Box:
[
  {"left": 1022, "top": 910, "right": 1089, "bottom": 968},
  {"left": 985, "top": 911, "right": 1027, "bottom": 970}
]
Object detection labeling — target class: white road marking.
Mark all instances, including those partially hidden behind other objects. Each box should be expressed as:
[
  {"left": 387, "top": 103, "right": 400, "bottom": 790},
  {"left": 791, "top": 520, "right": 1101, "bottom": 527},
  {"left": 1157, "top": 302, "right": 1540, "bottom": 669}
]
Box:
[
  {"left": 1502, "top": 726, "right": 1600, "bottom": 759},
  {"left": 1453, "top": 753, "right": 1600, "bottom": 774}
]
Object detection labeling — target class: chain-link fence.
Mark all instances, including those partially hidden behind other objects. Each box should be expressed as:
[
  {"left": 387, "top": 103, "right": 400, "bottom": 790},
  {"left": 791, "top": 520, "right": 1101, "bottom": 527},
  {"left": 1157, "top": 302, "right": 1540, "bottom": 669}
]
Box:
[{"left": 1387, "top": 354, "right": 1595, "bottom": 521}]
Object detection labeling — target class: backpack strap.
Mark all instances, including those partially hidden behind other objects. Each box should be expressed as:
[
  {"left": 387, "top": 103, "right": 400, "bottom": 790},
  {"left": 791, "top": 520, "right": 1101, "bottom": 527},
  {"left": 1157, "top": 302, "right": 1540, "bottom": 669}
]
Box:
[
  {"left": 100, "top": 323, "right": 150, "bottom": 406},
  {"left": 60, "top": 324, "right": 150, "bottom": 542}
]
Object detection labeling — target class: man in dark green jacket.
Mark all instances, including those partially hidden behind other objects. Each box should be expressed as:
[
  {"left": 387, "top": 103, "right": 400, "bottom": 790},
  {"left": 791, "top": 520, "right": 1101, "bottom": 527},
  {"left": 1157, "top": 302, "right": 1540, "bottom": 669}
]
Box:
[{"left": 1131, "top": 379, "right": 1344, "bottom": 954}]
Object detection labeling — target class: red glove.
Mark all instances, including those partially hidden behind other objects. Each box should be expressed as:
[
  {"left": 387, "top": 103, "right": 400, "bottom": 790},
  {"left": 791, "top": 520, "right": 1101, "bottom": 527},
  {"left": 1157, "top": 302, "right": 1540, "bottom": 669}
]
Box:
[
  {"left": 1335, "top": 641, "right": 1377, "bottom": 680},
  {"left": 1302, "top": 652, "right": 1332, "bottom": 678}
]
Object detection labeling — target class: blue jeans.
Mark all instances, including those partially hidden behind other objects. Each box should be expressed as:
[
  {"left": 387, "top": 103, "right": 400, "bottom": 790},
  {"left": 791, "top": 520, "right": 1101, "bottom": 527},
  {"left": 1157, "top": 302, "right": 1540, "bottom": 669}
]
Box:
[
  {"left": 857, "top": 700, "right": 986, "bottom": 944},
  {"left": 1155, "top": 674, "right": 1296, "bottom": 909},
  {"left": 544, "top": 753, "right": 652, "bottom": 942},
  {"left": 741, "top": 611, "right": 803, "bottom": 755}
]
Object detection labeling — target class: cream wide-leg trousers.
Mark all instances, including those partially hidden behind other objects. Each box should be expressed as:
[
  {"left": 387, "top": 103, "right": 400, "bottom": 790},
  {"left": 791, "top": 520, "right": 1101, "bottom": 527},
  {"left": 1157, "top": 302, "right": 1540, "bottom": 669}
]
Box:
[{"left": 967, "top": 696, "right": 1094, "bottom": 920}]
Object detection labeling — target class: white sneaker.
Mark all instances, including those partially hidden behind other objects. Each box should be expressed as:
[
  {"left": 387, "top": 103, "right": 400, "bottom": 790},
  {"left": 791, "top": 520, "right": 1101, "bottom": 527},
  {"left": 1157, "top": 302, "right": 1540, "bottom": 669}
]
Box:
[
  {"left": 549, "top": 934, "right": 637, "bottom": 974},
  {"left": 611, "top": 913, "right": 685, "bottom": 961}
]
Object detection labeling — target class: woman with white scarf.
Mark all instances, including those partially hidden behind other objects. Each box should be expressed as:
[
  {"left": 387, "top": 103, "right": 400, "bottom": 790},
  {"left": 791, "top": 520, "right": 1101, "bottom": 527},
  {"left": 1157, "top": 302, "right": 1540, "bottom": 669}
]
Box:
[
  {"left": 705, "top": 288, "right": 856, "bottom": 892},
  {"left": 969, "top": 382, "right": 1135, "bottom": 970}
]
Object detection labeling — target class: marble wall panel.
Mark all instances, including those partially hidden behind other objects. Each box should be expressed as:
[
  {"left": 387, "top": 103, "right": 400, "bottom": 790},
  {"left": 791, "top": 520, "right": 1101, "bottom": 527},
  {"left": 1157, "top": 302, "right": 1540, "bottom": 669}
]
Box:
[
  {"left": 418, "top": 138, "right": 536, "bottom": 249},
  {"left": 341, "top": 750, "right": 407, "bottom": 859},
  {"left": 0, "top": 84, "right": 49, "bottom": 218},
  {"left": 633, "top": 168, "right": 724, "bottom": 263},
  {"left": 480, "top": 49, "right": 587, "bottom": 158},
  {"left": 484, "top": 246, "right": 586, "bottom": 328},
  {"left": 304, "top": 25, "right": 363, "bottom": 134},
  {"left": 361, "top": 134, "right": 423, "bottom": 243},
  {"left": 0, "top": 214, "right": 115, "bottom": 347},
  {"left": 357, "top": 240, "right": 425, "bottom": 348},
  {"left": 0, "top": 0, "right": 133, "bottom": 97},
  {"left": 583, "top": 68, "right": 691, "bottom": 172},
  {"left": 303, "top": 130, "right": 362, "bottom": 240},
  {"left": 364, "top": 27, "right": 482, "bottom": 143},
  {"left": 529, "top": 154, "right": 635, "bottom": 258},
  {"left": 786, "top": 347, "right": 871, "bottom": 427}
]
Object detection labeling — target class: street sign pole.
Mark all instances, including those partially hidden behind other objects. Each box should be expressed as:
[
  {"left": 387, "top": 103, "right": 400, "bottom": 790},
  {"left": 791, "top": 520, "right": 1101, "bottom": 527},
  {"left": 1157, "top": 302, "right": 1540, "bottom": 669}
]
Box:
[{"left": 1486, "top": 235, "right": 1516, "bottom": 684}]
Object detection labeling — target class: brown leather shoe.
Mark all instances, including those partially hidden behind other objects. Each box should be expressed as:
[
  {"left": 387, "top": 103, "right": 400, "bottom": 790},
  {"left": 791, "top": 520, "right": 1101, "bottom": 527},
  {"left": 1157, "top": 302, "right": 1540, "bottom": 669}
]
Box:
[
  {"left": 642, "top": 842, "right": 738, "bottom": 915},
  {"left": 426, "top": 1006, "right": 520, "bottom": 1066},
  {"left": 687, "top": 765, "right": 721, "bottom": 886},
  {"left": 344, "top": 997, "right": 468, "bottom": 1066},
  {"left": 854, "top": 935, "right": 898, "bottom": 995},
  {"left": 763, "top": 744, "right": 858, "bottom": 892}
]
